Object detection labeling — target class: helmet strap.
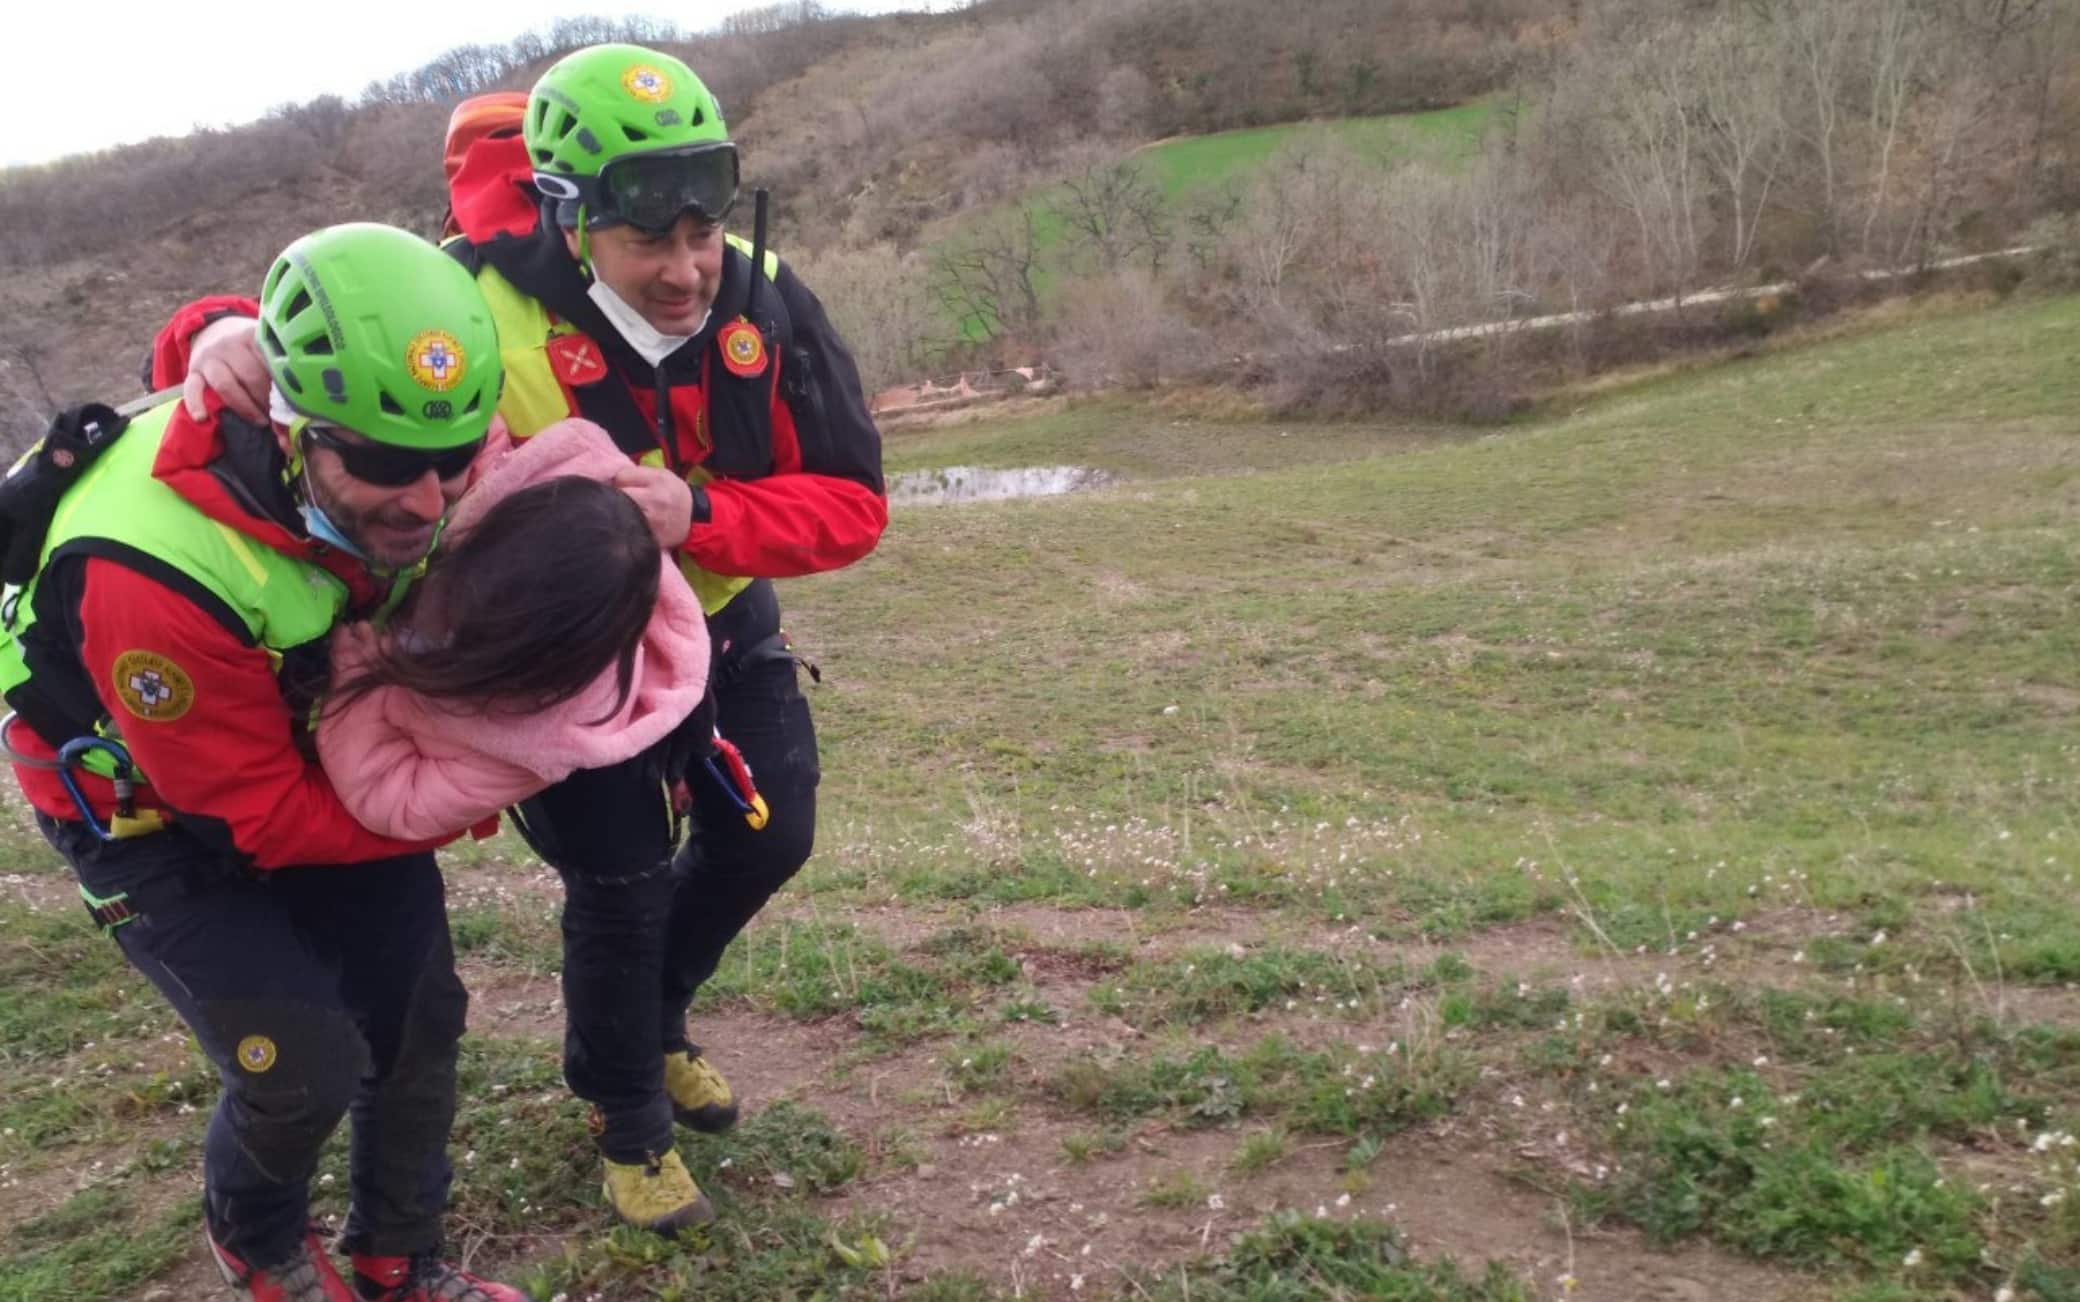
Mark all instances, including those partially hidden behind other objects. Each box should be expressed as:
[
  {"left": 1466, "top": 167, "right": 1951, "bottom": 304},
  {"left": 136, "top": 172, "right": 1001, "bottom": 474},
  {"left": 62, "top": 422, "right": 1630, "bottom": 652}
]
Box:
[{"left": 575, "top": 206, "right": 594, "bottom": 279}]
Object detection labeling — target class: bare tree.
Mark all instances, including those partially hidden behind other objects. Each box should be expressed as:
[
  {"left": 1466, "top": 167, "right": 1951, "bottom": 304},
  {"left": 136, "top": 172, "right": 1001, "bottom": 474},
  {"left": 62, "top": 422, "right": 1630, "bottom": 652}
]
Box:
[
  {"left": 1770, "top": 0, "right": 1859, "bottom": 255},
  {"left": 1048, "top": 153, "right": 1171, "bottom": 275},
  {"left": 0, "top": 323, "right": 59, "bottom": 453},
  {"left": 929, "top": 208, "right": 1044, "bottom": 344},
  {"left": 1858, "top": 0, "right": 1933, "bottom": 259},
  {"left": 1692, "top": 14, "right": 1786, "bottom": 271},
  {"left": 1179, "top": 179, "right": 1246, "bottom": 273},
  {"left": 1584, "top": 27, "right": 1706, "bottom": 300}
]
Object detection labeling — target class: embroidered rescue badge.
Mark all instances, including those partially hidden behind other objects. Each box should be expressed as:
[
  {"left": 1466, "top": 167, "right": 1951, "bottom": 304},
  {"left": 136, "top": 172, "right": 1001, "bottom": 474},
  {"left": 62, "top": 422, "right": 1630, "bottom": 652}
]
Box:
[
  {"left": 404, "top": 330, "right": 466, "bottom": 393},
  {"left": 236, "top": 1035, "right": 278, "bottom": 1073},
  {"left": 719, "top": 321, "right": 766, "bottom": 378},
  {"left": 111, "top": 650, "right": 194, "bottom": 722},
  {"left": 548, "top": 332, "right": 609, "bottom": 386},
  {"left": 622, "top": 65, "right": 672, "bottom": 102}
]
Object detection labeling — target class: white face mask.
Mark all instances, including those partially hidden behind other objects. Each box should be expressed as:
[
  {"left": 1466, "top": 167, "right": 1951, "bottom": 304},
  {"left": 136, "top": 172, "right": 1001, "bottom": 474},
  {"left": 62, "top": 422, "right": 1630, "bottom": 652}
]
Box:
[{"left": 586, "top": 278, "right": 709, "bottom": 368}]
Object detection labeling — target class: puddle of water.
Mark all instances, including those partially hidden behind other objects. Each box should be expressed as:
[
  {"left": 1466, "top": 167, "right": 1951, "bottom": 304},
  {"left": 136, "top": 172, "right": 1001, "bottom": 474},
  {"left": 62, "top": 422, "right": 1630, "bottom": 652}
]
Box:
[{"left": 888, "top": 464, "right": 1114, "bottom": 505}]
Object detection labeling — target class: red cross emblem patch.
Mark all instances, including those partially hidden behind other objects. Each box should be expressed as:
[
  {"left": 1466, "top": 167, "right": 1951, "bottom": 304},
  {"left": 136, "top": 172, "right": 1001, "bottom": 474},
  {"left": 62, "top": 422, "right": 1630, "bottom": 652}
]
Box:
[{"left": 548, "top": 333, "right": 609, "bottom": 387}]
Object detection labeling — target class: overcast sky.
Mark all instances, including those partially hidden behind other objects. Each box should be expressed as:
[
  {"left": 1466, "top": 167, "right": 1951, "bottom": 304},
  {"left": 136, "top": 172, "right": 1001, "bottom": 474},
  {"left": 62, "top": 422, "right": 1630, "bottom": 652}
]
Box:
[{"left": 5, "top": 1, "right": 934, "bottom": 167}]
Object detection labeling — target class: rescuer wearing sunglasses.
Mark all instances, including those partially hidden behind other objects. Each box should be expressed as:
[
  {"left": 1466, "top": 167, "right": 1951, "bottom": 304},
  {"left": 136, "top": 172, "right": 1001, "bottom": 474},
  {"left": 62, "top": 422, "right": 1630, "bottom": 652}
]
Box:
[
  {"left": 163, "top": 43, "right": 887, "bottom": 1234},
  {"left": 0, "top": 224, "right": 529, "bottom": 1302}
]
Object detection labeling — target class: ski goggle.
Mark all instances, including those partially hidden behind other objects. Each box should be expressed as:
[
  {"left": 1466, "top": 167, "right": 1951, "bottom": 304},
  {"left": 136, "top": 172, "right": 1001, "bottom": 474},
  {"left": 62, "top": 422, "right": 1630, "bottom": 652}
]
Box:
[
  {"left": 297, "top": 420, "right": 483, "bottom": 487},
  {"left": 535, "top": 143, "right": 740, "bottom": 234}
]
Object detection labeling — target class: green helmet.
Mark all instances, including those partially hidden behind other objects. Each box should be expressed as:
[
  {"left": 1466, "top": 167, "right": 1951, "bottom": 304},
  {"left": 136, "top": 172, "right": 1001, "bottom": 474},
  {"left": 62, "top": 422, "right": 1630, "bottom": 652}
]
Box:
[
  {"left": 257, "top": 223, "right": 501, "bottom": 451},
  {"left": 527, "top": 44, "right": 738, "bottom": 231}
]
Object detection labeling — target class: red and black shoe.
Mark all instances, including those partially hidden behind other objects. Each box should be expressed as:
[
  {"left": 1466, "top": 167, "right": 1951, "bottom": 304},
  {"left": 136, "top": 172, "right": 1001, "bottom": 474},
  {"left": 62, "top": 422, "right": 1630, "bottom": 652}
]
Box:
[
  {"left": 207, "top": 1226, "right": 354, "bottom": 1302},
  {"left": 350, "top": 1253, "right": 533, "bottom": 1302}
]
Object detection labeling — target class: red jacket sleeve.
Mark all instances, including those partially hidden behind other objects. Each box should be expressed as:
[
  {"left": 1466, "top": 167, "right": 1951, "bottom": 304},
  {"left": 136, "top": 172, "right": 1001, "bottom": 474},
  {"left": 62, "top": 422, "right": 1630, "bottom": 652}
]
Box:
[
  {"left": 146, "top": 295, "right": 260, "bottom": 391},
  {"left": 75, "top": 558, "right": 434, "bottom": 868},
  {"left": 686, "top": 474, "right": 887, "bottom": 577}
]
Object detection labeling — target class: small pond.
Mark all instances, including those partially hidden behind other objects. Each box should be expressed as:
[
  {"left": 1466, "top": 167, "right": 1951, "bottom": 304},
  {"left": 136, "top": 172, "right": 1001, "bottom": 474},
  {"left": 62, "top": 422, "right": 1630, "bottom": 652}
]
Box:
[{"left": 888, "top": 465, "right": 1115, "bottom": 505}]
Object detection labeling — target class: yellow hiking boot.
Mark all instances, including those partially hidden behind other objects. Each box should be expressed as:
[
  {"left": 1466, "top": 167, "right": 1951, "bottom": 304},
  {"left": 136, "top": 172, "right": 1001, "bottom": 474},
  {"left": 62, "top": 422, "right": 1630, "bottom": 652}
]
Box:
[
  {"left": 664, "top": 1044, "right": 740, "bottom": 1133},
  {"left": 600, "top": 1150, "right": 714, "bottom": 1234}
]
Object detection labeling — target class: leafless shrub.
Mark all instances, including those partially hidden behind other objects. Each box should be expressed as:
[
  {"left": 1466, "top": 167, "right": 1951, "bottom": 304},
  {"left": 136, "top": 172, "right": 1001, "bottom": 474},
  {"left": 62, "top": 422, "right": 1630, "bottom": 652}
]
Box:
[
  {"left": 1095, "top": 66, "right": 1156, "bottom": 139},
  {"left": 1049, "top": 270, "right": 1209, "bottom": 390},
  {"left": 792, "top": 242, "right": 940, "bottom": 393}
]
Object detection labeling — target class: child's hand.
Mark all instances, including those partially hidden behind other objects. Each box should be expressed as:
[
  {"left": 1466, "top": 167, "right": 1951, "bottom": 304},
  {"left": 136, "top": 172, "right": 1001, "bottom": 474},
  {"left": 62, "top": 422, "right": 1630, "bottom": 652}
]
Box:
[
  {"left": 612, "top": 466, "right": 694, "bottom": 547},
  {"left": 330, "top": 620, "right": 383, "bottom": 670}
]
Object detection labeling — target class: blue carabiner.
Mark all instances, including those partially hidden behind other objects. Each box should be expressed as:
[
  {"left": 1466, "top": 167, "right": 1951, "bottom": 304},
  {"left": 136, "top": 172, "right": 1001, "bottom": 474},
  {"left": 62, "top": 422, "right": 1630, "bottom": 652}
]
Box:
[{"left": 56, "top": 736, "right": 136, "bottom": 842}]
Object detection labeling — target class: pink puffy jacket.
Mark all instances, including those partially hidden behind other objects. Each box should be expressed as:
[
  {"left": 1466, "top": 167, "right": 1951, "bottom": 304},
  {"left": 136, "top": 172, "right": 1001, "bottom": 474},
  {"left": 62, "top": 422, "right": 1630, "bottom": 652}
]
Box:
[{"left": 316, "top": 419, "right": 710, "bottom": 841}]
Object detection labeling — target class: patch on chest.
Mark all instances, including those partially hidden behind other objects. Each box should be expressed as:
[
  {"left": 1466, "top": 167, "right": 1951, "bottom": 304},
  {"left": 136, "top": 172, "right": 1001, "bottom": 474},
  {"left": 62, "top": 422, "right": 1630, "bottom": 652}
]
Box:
[{"left": 719, "top": 321, "right": 767, "bottom": 378}]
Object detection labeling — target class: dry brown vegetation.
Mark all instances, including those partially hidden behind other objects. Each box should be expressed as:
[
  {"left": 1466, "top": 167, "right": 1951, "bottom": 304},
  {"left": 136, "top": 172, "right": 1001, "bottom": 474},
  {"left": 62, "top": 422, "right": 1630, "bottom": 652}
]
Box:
[{"left": 1, "top": 0, "right": 2075, "bottom": 442}]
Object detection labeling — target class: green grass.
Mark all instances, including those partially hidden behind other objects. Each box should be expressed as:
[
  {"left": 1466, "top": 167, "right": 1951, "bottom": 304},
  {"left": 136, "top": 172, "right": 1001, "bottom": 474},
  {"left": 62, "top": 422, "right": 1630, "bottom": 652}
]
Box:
[
  {"left": 0, "top": 1186, "right": 201, "bottom": 1302},
  {"left": 807, "top": 296, "right": 2080, "bottom": 944},
  {"left": 7, "top": 292, "right": 2080, "bottom": 1295},
  {"left": 1146, "top": 1212, "right": 1531, "bottom": 1299},
  {"left": 1134, "top": 102, "right": 1501, "bottom": 197},
  {"left": 1048, "top": 1034, "right": 1470, "bottom": 1139},
  {"left": 1092, "top": 945, "right": 1417, "bottom": 1027}
]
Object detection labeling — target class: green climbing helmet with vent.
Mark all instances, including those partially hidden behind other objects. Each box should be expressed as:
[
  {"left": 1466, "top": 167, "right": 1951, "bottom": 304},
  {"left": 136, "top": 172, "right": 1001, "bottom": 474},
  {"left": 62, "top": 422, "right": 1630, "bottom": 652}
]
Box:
[
  {"left": 526, "top": 43, "right": 739, "bottom": 233},
  {"left": 258, "top": 223, "right": 502, "bottom": 453}
]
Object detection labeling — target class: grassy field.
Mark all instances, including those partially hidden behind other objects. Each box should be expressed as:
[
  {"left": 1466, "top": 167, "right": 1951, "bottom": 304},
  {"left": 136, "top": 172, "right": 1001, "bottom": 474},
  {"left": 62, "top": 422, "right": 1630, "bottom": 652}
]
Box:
[
  {"left": 1133, "top": 101, "right": 1501, "bottom": 197},
  {"left": 932, "top": 102, "right": 1499, "bottom": 340},
  {"left": 3, "top": 291, "right": 2079, "bottom": 1299}
]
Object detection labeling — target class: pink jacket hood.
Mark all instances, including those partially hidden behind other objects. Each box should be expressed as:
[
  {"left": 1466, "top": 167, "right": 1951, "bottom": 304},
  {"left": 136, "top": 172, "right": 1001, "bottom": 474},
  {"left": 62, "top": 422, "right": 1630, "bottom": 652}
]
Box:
[{"left": 317, "top": 419, "right": 709, "bottom": 841}]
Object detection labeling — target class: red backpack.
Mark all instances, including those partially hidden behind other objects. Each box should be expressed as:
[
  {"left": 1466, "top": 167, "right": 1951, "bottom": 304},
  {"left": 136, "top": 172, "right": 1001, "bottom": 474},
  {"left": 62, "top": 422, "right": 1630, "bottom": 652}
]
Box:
[{"left": 441, "top": 92, "right": 536, "bottom": 243}]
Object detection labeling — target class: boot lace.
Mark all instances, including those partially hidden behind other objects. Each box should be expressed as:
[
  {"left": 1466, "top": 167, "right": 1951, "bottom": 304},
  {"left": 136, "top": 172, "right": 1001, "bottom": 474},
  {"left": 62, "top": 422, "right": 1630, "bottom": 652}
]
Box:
[
  {"left": 411, "top": 1257, "right": 503, "bottom": 1302},
  {"left": 269, "top": 1242, "right": 340, "bottom": 1302}
]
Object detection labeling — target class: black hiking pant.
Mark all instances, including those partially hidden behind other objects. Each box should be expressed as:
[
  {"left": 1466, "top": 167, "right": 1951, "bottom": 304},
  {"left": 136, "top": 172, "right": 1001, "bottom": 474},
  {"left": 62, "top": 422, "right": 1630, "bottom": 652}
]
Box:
[
  {"left": 513, "top": 579, "right": 819, "bottom": 1162},
  {"left": 40, "top": 817, "right": 465, "bottom": 1268}
]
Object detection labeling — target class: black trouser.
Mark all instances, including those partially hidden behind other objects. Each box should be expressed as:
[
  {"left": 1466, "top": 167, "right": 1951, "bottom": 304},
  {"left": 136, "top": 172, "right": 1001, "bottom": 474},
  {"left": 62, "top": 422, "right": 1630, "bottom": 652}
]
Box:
[
  {"left": 40, "top": 816, "right": 466, "bottom": 1268},
  {"left": 514, "top": 579, "right": 819, "bottom": 1162}
]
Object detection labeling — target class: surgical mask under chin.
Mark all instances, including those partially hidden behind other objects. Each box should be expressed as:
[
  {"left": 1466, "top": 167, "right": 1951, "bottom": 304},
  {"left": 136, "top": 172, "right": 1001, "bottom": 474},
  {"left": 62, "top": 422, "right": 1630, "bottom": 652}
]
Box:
[
  {"left": 587, "top": 278, "right": 708, "bottom": 368},
  {"left": 269, "top": 384, "right": 373, "bottom": 562},
  {"left": 300, "top": 498, "right": 369, "bottom": 561}
]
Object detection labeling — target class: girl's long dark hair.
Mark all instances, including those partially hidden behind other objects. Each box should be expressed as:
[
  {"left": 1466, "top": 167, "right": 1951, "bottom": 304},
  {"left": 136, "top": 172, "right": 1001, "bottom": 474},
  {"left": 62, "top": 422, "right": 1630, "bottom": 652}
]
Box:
[{"left": 333, "top": 476, "right": 661, "bottom": 720}]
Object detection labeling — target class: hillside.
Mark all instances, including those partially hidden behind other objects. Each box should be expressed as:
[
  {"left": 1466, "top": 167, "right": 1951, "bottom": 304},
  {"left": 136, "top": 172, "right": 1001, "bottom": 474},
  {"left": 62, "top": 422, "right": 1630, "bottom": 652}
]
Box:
[
  {"left": 0, "top": 0, "right": 2073, "bottom": 441},
  {"left": 0, "top": 0, "right": 1551, "bottom": 433},
  {"left": 4, "top": 291, "right": 2078, "bottom": 1298}
]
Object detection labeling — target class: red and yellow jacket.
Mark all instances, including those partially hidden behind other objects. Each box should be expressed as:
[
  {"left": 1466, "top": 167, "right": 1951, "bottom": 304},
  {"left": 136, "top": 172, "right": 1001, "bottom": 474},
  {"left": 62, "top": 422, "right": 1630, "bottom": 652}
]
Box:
[{"left": 4, "top": 394, "right": 436, "bottom": 868}]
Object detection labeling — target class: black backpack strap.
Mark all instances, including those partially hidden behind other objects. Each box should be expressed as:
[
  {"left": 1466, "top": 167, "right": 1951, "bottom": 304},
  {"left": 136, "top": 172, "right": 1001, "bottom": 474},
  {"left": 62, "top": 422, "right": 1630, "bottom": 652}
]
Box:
[{"left": 0, "top": 402, "right": 131, "bottom": 589}]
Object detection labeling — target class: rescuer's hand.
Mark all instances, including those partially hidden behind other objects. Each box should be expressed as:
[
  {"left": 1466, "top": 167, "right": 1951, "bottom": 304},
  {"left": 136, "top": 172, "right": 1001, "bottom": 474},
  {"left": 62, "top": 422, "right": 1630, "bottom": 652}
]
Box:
[
  {"left": 612, "top": 465, "right": 695, "bottom": 547},
  {"left": 184, "top": 317, "right": 270, "bottom": 424}
]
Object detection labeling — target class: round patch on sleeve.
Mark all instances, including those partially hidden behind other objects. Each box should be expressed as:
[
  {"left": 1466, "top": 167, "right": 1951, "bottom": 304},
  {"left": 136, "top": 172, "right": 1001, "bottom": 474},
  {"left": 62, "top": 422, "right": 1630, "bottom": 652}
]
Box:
[
  {"left": 236, "top": 1035, "right": 277, "bottom": 1073},
  {"left": 111, "top": 650, "right": 196, "bottom": 722}
]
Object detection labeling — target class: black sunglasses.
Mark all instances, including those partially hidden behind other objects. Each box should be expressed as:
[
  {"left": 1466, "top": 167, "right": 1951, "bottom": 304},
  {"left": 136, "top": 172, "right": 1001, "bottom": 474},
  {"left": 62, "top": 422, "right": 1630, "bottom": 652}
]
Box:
[
  {"left": 299, "top": 423, "right": 482, "bottom": 487},
  {"left": 536, "top": 143, "right": 739, "bottom": 234}
]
